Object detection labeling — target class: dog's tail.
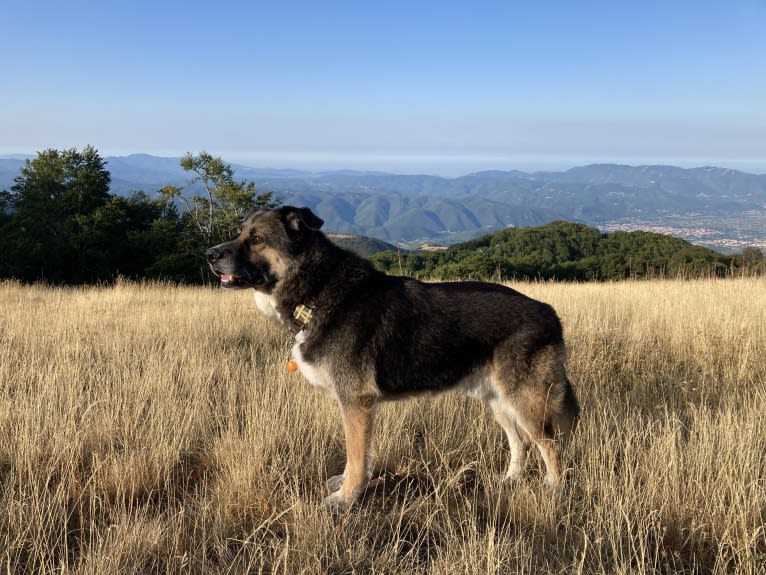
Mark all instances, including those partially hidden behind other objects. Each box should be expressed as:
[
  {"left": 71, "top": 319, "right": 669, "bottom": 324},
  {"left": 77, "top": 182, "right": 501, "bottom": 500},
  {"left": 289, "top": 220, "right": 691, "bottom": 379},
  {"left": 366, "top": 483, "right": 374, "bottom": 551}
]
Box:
[{"left": 553, "top": 378, "right": 580, "bottom": 438}]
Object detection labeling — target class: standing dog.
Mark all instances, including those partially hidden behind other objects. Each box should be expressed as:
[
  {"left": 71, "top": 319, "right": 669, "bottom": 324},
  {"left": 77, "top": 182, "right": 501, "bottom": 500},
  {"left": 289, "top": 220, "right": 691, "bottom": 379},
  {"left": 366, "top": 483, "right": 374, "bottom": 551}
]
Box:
[{"left": 206, "top": 206, "right": 579, "bottom": 512}]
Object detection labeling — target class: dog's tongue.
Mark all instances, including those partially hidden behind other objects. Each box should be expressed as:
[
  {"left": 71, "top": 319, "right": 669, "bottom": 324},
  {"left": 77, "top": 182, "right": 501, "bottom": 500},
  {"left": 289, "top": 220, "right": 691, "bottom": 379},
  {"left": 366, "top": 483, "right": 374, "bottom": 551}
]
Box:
[{"left": 220, "top": 274, "right": 233, "bottom": 283}]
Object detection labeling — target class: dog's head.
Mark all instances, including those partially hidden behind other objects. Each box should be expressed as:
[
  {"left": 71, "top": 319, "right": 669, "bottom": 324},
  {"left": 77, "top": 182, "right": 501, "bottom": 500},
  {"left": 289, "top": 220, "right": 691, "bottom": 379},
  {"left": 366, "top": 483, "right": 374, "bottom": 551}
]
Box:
[{"left": 205, "top": 206, "right": 324, "bottom": 291}]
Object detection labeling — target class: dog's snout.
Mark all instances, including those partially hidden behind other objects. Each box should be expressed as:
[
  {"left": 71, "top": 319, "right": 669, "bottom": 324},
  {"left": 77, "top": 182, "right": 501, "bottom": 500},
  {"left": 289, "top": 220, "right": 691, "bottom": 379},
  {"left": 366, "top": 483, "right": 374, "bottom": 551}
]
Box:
[{"left": 205, "top": 247, "right": 224, "bottom": 262}]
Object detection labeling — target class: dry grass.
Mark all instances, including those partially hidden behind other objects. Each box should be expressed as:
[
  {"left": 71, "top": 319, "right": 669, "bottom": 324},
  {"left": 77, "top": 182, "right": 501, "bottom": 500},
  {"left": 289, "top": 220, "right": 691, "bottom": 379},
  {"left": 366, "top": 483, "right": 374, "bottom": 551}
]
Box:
[{"left": 0, "top": 277, "right": 764, "bottom": 574}]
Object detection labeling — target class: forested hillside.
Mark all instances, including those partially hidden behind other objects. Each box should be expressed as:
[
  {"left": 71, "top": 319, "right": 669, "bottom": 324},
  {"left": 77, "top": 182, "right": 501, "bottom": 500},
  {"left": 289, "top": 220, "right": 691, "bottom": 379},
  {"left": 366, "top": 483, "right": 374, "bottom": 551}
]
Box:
[{"left": 370, "top": 221, "right": 752, "bottom": 280}]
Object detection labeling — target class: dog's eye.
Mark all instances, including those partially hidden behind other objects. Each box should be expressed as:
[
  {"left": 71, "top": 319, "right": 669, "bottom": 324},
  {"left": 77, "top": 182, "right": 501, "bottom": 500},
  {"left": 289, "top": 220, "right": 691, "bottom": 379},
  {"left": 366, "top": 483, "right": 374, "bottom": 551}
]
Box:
[{"left": 248, "top": 233, "right": 264, "bottom": 246}]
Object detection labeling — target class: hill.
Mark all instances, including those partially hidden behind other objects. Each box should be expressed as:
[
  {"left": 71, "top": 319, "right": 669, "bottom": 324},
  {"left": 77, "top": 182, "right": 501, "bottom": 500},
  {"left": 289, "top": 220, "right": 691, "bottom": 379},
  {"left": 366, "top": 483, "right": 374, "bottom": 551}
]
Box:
[
  {"left": 2, "top": 154, "right": 765, "bottom": 249},
  {"left": 326, "top": 233, "right": 397, "bottom": 257},
  {"left": 370, "top": 220, "right": 735, "bottom": 281}
]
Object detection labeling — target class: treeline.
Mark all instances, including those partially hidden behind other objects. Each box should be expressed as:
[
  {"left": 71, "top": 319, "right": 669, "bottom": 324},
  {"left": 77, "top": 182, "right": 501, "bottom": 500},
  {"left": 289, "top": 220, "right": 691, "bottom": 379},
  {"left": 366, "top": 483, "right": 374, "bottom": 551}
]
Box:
[
  {"left": 2, "top": 147, "right": 764, "bottom": 285},
  {"left": 371, "top": 221, "right": 766, "bottom": 281},
  {"left": 0, "top": 147, "right": 276, "bottom": 284}
]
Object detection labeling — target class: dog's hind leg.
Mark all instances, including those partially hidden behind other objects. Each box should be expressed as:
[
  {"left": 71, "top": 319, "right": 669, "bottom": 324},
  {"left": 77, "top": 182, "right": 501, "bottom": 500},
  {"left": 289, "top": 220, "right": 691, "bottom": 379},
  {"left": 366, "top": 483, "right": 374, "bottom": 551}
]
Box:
[
  {"left": 488, "top": 398, "right": 530, "bottom": 481},
  {"left": 492, "top": 343, "right": 577, "bottom": 490},
  {"left": 493, "top": 392, "right": 564, "bottom": 489},
  {"left": 324, "top": 398, "right": 377, "bottom": 513},
  {"left": 513, "top": 380, "right": 578, "bottom": 489},
  {"left": 529, "top": 425, "right": 564, "bottom": 489}
]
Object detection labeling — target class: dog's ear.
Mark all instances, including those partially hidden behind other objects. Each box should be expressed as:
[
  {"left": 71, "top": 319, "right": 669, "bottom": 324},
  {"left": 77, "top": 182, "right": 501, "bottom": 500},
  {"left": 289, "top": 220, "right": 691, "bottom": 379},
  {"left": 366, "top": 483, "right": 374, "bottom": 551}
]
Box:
[{"left": 283, "top": 206, "right": 324, "bottom": 232}]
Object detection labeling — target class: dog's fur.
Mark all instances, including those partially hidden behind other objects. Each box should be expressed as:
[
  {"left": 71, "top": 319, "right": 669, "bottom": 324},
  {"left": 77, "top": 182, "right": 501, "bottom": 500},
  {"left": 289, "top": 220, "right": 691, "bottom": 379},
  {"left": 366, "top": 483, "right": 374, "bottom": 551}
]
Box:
[{"left": 206, "top": 206, "right": 579, "bottom": 512}]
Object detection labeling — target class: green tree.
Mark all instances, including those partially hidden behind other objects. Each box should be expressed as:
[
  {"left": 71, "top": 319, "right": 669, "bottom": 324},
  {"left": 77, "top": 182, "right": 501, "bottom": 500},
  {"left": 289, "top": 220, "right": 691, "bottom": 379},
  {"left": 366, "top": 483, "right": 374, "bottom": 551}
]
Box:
[
  {"left": 740, "top": 246, "right": 765, "bottom": 275},
  {"left": 0, "top": 189, "right": 14, "bottom": 277},
  {"left": 5, "top": 146, "right": 113, "bottom": 282},
  {"left": 159, "top": 151, "right": 278, "bottom": 249},
  {"left": 87, "top": 192, "right": 190, "bottom": 281}
]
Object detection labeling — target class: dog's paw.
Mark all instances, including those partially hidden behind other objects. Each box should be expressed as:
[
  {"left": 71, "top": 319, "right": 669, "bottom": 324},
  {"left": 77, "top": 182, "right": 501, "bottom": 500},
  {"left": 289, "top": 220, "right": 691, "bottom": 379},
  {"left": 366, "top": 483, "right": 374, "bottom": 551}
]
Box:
[
  {"left": 325, "top": 473, "right": 345, "bottom": 492},
  {"left": 544, "top": 475, "right": 566, "bottom": 493},
  {"left": 501, "top": 465, "right": 526, "bottom": 483},
  {"left": 496, "top": 473, "right": 522, "bottom": 485},
  {"left": 323, "top": 490, "right": 353, "bottom": 514}
]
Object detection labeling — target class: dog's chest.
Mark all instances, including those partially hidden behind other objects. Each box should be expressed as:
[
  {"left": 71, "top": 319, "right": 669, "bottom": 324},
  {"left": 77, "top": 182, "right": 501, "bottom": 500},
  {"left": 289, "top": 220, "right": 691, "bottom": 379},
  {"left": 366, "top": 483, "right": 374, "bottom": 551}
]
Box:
[
  {"left": 291, "top": 332, "right": 338, "bottom": 400},
  {"left": 253, "top": 291, "right": 283, "bottom": 323},
  {"left": 253, "top": 292, "right": 337, "bottom": 399}
]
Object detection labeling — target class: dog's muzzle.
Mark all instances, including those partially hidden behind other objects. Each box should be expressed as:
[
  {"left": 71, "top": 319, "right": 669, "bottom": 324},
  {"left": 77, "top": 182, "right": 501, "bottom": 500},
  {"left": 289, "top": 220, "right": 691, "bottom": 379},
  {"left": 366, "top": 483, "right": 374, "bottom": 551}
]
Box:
[{"left": 205, "top": 246, "right": 267, "bottom": 288}]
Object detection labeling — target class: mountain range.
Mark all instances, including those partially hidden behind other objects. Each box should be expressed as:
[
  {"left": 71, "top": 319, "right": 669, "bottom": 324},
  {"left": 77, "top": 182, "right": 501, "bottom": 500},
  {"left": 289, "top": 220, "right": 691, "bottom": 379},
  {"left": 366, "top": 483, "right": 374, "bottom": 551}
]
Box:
[{"left": 2, "top": 154, "right": 765, "bottom": 251}]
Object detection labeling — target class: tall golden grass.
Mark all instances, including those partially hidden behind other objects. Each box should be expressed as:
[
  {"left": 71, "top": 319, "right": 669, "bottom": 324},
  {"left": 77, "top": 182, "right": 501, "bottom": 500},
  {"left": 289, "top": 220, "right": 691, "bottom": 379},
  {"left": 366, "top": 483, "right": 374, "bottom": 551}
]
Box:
[{"left": 1, "top": 278, "right": 764, "bottom": 574}]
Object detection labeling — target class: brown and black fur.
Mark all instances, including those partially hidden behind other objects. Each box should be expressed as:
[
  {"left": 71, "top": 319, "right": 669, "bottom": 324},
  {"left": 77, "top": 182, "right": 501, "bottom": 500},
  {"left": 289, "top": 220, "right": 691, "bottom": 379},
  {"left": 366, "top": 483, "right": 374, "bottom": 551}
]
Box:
[{"left": 206, "top": 206, "right": 579, "bottom": 512}]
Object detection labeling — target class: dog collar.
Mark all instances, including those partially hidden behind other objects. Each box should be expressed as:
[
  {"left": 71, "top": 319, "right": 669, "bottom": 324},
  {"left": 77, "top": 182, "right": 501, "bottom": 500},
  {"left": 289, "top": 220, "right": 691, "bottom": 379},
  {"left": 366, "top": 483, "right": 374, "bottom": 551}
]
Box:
[{"left": 290, "top": 299, "right": 316, "bottom": 334}]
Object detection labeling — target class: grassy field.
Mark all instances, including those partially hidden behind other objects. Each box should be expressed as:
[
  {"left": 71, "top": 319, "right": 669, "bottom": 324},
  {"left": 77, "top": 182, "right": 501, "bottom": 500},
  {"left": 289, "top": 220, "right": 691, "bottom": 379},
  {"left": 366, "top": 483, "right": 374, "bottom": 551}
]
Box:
[{"left": 0, "top": 278, "right": 764, "bottom": 574}]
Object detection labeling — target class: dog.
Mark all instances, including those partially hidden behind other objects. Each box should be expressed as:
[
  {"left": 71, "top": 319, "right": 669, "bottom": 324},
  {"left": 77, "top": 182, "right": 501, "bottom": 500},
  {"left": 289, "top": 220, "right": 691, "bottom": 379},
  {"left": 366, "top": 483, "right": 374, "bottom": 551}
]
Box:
[{"left": 206, "top": 206, "right": 579, "bottom": 512}]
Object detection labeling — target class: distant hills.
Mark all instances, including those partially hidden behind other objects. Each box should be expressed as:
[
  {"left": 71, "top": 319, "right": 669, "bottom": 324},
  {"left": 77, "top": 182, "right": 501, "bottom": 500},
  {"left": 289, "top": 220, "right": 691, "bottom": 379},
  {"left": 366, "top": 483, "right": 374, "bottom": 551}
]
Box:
[
  {"left": 326, "top": 233, "right": 398, "bottom": 257},
  {"left": 2, "top": 154, "right": 765, "bottom": 251}
]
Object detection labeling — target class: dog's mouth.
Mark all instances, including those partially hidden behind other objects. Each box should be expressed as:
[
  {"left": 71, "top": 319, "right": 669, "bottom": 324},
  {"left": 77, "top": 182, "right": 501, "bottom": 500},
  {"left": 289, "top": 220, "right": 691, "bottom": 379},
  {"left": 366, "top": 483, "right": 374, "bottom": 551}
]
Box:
[
  {"left": 220, "top": 273, "right": 238, "bottom": 287},
  {"left": 213, "top": 270, "right": 267, "bottom": 289},
  {"left": 209, "top": 267, "right": 244, "bottom": 288}
]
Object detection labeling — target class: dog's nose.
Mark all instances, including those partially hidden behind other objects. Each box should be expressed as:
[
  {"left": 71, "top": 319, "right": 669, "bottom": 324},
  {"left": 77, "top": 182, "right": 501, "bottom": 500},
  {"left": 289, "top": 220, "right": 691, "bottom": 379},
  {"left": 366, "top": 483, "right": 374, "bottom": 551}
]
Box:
[{"left": 205, "top": 247, "right": 223, "bottom": 262}]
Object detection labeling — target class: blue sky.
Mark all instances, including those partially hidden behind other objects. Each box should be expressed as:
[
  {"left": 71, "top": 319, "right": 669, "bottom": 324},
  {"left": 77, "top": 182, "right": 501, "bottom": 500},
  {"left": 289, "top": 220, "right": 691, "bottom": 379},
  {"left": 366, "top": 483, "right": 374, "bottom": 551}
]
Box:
[{"left": 1, "top": 0, "right": 765, "bottom": 175}]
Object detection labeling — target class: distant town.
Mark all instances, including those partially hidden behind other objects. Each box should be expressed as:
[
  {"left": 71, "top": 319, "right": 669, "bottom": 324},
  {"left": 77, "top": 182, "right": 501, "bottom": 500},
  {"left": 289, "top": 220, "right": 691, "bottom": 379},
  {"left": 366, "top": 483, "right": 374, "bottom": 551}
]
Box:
[{"left": 599, "top": 211, "right": 766, "bottom": 253}]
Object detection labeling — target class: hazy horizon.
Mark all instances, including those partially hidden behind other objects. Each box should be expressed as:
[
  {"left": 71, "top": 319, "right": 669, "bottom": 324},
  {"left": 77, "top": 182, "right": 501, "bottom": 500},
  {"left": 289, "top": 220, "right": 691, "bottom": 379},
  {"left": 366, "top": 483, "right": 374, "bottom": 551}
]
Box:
[{"left": 2, "top": 149, "right": 766, "bottom": 179}]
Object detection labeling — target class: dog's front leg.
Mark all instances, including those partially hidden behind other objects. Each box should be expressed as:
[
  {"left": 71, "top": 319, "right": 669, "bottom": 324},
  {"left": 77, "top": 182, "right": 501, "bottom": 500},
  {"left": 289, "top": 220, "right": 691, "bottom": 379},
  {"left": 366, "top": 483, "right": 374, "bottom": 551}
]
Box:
[{"left": 324, "top": 398, "right": 376, "bottom": 513}]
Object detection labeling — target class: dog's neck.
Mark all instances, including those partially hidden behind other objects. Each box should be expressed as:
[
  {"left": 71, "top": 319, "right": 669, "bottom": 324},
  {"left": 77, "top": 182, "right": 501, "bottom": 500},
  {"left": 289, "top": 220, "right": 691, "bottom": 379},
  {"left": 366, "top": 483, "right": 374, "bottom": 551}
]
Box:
[{"left": 274, "top": 233, "right": 373, "bottom": 332}]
